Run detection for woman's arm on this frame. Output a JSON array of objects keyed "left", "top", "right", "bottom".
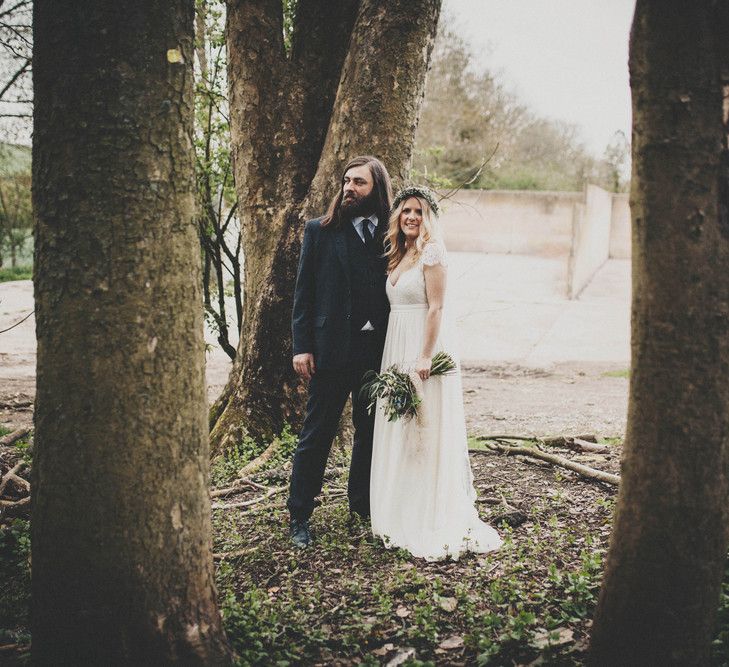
[{"left": 416, "top": 259, "right": 447, "bottom": 380}]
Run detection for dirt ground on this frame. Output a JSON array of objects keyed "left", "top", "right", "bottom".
[
  {"left": 1, "top": 273, "right": 631, "bottom": 664},
  {"left": 1, "top": 360, "right": 628, "bottom": 442},
  {"left": 461, "top": 361, "right": 627, "bottom": 439}
]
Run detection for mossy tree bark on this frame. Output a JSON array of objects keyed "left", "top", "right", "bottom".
[
  {"left": 32, "top": 1, "right": 232, "bottom": 663},
  {"left": 589, "top": 2, "right": 729, "bottom": 664},
  {"left": 211, "top": 0, "right": 442, "bottom": 454}
]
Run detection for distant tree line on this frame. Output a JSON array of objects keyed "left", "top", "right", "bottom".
[
  {"left": 0, "top": 143, "right": 30, "bottom": 268},
  {"left": 0, "top": 0, "right": 32, "bottom": 271},
  {"left": 414, "top": 21, "right": 630, "bottom": 193}
]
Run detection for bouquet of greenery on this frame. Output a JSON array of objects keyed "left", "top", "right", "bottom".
[{"left": 360, "top": 351, "right": 456, "bottom": 422}]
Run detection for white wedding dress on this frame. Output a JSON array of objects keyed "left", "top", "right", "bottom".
[{"left": 370, "top": 243, "right": 502, "bottom": 561}]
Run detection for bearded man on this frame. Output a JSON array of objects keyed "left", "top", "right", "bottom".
[{"left": 288, "top": 155, "right": 393, "bottom": 548}]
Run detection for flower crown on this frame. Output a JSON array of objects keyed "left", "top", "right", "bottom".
[{"left": 391, "top": 185, "right": 440, "bottom": 217}]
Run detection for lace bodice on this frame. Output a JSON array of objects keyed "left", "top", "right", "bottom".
[{"left": 386, "top": 243, "right": 447, "bottom": 306}]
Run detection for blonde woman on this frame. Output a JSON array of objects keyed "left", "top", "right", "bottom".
[{"left": 370, "top": 186, "right": 502, "bottom": 561}]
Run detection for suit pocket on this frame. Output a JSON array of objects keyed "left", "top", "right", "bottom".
[{"left": 315, "top": 315, "right": 327, "bottom": 328}]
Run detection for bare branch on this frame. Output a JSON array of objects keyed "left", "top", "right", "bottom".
[
  {"left": 0, "top": 55, "right": 29, "bottom": 100},
  {"left": 0, "top": 1, "right": 32, "bottom": 21}
]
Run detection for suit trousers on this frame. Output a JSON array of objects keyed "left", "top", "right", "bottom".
[{"left": 287, "top": 330, "right": 383, "bottom": 521}]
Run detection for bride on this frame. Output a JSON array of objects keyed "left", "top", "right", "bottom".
[{"left": 370, "top": 185, "right": 502, "bottom": 561}]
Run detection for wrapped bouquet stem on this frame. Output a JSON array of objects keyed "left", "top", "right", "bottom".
[{"left": 360, "top": 351, "right": 456, "bottom": 422}]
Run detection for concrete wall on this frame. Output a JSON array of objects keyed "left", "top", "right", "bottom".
[
  {"left": 609, "top": 193, "right": 631, "bottom": 259},
  {"left": 567, "top": 185, "right": 613, "bottom": 298},
  {"left": 438, "top": 189, "right": 581, "bottom": 257},
  {"left": 438, "top": 186, "right": 631, "bottom": 298},
  {"left": 439, "top": 188, "right": 630, "bottom": 260}
]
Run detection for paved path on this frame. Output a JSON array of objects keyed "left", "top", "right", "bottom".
[
  {"left": 0, "top": 253, "right": 631, "bottom": 388},
  {"left": 450, "top": 254, "right": 630, "bottom": 366}
]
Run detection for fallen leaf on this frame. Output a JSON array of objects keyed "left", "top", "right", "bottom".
[
  {"left": 439, "top": 635, "right": 464, "bottom": 650},
  {"left": 395, "top": 606, "right": 410, "bottom": 618},
  {"left": 372, "top": 643, "right": 394, "bottom": 656},
  {"left": 386, "top": 647, "right": 416, "bottom": 666},
  {"left": 438, "top": 596, "right": 458, "bottom": 612},
  {"left": 267, "top": 586, "right": 279, "bottom": 594},
  {"left": 532, "top": 627, "right": 574, "bottom": 649}
]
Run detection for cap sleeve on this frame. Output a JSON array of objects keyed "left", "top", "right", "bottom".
[{"left": 421, "top": 242, "right": 447, "bottom": 267}]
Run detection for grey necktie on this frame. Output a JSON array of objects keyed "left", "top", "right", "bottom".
[{"left": 362, "top": 218, "right": 374, "bottom": 252}]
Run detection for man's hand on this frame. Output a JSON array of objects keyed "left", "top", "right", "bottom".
[{"left": 293, "top": 353, "right": 316, "bottom": 381}]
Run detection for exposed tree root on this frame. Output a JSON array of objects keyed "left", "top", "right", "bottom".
[{"left": 238, "top": 439, "right": 284, "bottom": 478}]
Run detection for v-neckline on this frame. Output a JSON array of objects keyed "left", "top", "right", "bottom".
[{"left": 389, "top": 262, "right": 419, "bottom": 288}]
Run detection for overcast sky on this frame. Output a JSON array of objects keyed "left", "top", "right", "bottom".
[{"left": 443, "top": 0, "right": 636, "bottom": 157}]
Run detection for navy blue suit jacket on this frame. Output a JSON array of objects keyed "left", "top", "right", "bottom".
[{"left": 292, "top": 217, "right": 389, "bottom": 370}]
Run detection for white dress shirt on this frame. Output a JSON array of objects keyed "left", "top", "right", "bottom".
[{"left": 352, "top": 214, "right": 378, "bottom": 243}]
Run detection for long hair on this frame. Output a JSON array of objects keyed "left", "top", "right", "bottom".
[
  {"left": 320, "top": 155, "right": 393, "bottom": 228},
  {"left": 384, "top": 195, "right": 443, "bottom": 273}
]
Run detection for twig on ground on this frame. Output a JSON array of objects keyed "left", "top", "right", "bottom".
[
  {"left": 213, "top": 545, "right": 259, "bottom": 560},
  {"left": 0, "top": 400, "right": 33, "bottom": 409},
  {"left": 212, "top": 485, "right": 284, "bottom": 510},
  {"left": 499, "top": 492, "right": 519, "bottom": 512},
  {"left": 0, "top": 460, "right": 27, "bottom": 497},
  {"left": 475, "top": 442, "right": 620, "bottom": 486},
  {"left": 245, "top": 498, "right": 288, "bottom": 515},
  {"left": 0, "top": 309, "right": 34, "bottom": 334},
  {"left": 0, "top": 496, "right": 29, "bottom": 506},
  {"left": 478, "top": 434, "right": 601, "bottom": 448},
  {"left": 476, "top": 496, "right": 501, "bottom": 505},
  {"left": 210, "top": 477, "right": 268, "bottom": 498},
  {"left": 568, "top": 437, "right": 611, "bottom": 454},
  {"left": 475, "top": 434, "right": 610, "bottom": 455},
  {"left": 478, "top": 434, "right": 540, "bottom": 442},
  {"left": 539, "top": 434, "right": 598, "bottom": 447},
  {"left": 0, "top": 427, "right": 31, "bottom": 447}
]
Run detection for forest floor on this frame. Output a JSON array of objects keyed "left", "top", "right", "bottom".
[
  {"left": 0, "top": 336, "right": 634, "bottom": 664},
  {"left": 2, "top": 264, "right": 727, "bottom": 664}
]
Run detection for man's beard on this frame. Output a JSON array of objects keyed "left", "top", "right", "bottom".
[{"left": 340, "top": 190, "right": 377, "bottom": 219}]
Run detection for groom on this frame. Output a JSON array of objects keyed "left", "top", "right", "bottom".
[{"left": 288, "top": 155, "right": 393, "bottom": 548}]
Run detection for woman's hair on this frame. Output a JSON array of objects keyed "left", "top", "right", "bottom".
[
  {"left": 384, "top": 193, "right": 443, "bottom": 273},
  {"left": 320, "top": 155, "right": 393, "bottom": 228}
]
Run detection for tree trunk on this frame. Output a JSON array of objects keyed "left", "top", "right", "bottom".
[
  {"left": 589, "top": 3, "right": 729, "bottom": 664},
  {"left": 31, "top": 2, "right": 232, "bottom": 663},
  {"left": 212, "top": 0, "right": 441, "bottom": 453}
]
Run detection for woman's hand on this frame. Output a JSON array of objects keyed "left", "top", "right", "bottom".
[{"left": 415, "top": 355, "right": 432, "bottom": 381}]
